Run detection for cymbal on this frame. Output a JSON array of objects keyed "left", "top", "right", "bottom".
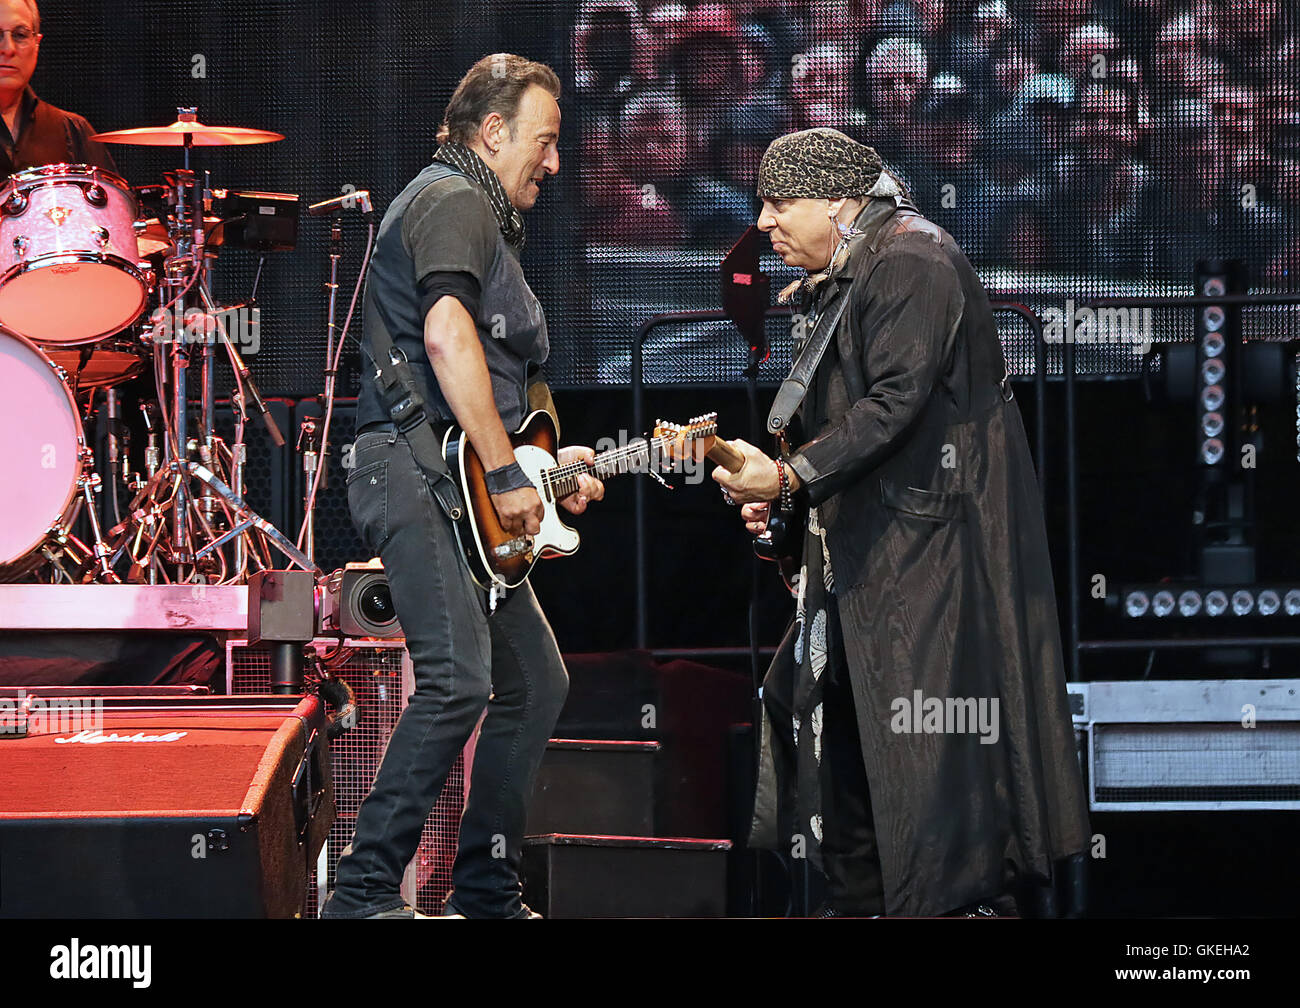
[{"left": 93, "top": 117, "right": 284, "bottom": 147}]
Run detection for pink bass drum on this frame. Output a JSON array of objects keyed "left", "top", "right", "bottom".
[
  {"left": 0, "top": 327, "right": 86, "bottom": 579},
  {"left": 0, "top": 164, "right": 147, "bottom": 345}
]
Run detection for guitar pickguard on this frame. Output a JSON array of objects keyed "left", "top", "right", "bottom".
[{"left": 514, "top": 443, "right": 581, "bottom": 558}]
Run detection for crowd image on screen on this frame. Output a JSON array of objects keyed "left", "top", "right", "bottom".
[{"left": 571, "top": 0, "right": 1299, "bottom": 284}]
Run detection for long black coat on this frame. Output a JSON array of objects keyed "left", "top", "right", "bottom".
[{"left": 752, "top": 198, "right": 1090, "bottom": 916}]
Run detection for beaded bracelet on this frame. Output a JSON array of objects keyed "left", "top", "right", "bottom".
[{"left": 776, "top": 458, "right": 792, "bottom": 514}]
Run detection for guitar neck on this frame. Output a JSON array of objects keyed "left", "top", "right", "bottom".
[
  {"left": 541, "top": 434, "right": 672, "bottom": 500},
  {"left": 706, "top": 438, "right": 746, "bottom": 474}
]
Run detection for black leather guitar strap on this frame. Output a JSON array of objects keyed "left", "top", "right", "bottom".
[
  {"left": 767, "top": 279, "right": 853, "bottom": 435},
  {"left": 363, "top": 325, "right": 465, "bottom": 522}
]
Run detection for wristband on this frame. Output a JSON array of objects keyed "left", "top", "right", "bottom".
[{"left": 485, "top": 461, "right": 533, "bottom": 495}]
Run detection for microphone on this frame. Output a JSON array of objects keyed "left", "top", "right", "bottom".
[{"left": 308, "top": 190, "right": 373, "bottom": 216}]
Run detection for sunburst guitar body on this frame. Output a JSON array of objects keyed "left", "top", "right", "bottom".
[{"left": 442, "top": 410, "right": 719, "bottom": 590}]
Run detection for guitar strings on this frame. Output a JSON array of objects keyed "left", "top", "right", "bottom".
[{"left": 540, "top": 433, "right": 678, "bottom": 497}]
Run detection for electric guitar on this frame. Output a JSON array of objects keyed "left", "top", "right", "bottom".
[{"left": 442, "top": 410, "right": 720, "bottom": 590}]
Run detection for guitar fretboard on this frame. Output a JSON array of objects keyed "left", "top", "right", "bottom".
[{"left": 540, "top": 436, "right": 670, "bottom": 501}]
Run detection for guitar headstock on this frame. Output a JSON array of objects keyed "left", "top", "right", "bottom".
[{"left": 654, "top": 413, "right": 718, "bottom": 464}]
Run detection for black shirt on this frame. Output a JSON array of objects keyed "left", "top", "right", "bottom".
[
  {"left": 0, "top": 87, "right": 118, "bottom": 176},
  {"left": 356, "top": 162, "right": 549, "bottom": 434}
]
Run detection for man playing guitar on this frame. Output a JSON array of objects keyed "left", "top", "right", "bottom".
[
  {"left": 713, "top": 127, "right": 1089, "bottom": 918},
  {"left": 322, "top": 54, "right": 602, "bottom": 920}
]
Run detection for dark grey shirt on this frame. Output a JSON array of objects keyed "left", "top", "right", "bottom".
[{"left": 356, "top": 162, "right": 548, "bottom": 433}]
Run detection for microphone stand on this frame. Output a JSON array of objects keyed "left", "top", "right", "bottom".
[{"left": 297, "top": 216, "right": 344, "bottom": 559}]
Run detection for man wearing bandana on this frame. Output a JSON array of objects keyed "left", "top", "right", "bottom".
[{"left": 714, "top": 128, "right": 1089, "bottom": 917}]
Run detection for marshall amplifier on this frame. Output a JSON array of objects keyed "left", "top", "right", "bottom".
[{"left": 0, "top": 691, "right": 333, "bottom": 918}]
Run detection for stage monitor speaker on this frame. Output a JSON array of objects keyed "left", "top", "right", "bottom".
[
  {"left": 0, "top": 693, "right": 332, "bottom": 918},
  {"left": 228, "top": 637, "right": 471, "bottom": 916}
]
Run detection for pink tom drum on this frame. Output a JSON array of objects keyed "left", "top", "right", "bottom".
[
  {"left": 0, "top": 164, "right": 147, "bottom": 346},
  {"left": 0, "top": 327, "right": 85, "bottom": 580}
]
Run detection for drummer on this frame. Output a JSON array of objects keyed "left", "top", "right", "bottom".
[{"left": 0, "top": 1, "right": 116, "bottom": 174}]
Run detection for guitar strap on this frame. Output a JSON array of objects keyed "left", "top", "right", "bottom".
[
  {"left": 766, "top": 278, "right": 854, "bottom": 435},
  {"left": 767, "top": 200, "right": 921, "bottom": 436},
  {"left": 363, "top": 320, "right": 465, "bottom": 523}
]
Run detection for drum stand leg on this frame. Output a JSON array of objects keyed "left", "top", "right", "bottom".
[
  {"left": 181, "top": 460, "right": 318, "bottom": 575},
  {"left": 76, "top": 469, "right": 119, "bottom": 584},
  {"left": 105, "top": 457, "right": 319, "bottom": 582}
]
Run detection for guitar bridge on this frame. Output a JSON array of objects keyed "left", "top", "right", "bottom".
[{"left": 493, "top": 537, "right": 534, "bottom": 561}]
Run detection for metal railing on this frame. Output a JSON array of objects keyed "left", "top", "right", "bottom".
[{"left": 629, "top": 301, "right": 1048, "bottom": 650}]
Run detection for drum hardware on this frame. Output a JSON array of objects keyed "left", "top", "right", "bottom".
[
  {"left": 80, "top": 109, "right": 304, "bottom": 584},
  {"left": 4, "top": 111, "right": 314, "bottom": 587},
  {"left": 74, "top": 462, "right": 117, "bottom": 583},
  {"left": 103, "top": 387, "right": 126, "bottom": 526}
]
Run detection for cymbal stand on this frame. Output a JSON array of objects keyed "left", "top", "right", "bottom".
[{"left": 104, "top": 121, "right": 316, "bottom": 582}]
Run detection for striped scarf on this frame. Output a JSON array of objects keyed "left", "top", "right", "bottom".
[{"left": 432, "top": 142, "right": 526, "bottom": 250}]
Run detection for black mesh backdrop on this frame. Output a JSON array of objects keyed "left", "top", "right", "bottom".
[
  {"left": 32, "top": 1, "right": 1299, "bottom": 394},
  {"left": 34, "top": 1, "right": 570, "bottom": 397}
]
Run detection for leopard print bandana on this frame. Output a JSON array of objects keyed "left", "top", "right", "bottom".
[{"left": 756, "top": 128, "right": 883, "bottom": 200}]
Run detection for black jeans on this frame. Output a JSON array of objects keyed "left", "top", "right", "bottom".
[{"left": 320, "top": 427, "right": 568, "bottom": 918}]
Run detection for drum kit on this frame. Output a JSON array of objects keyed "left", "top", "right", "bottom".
[{"left": 0, "top": 107, "right": 335, "bottom": 586}]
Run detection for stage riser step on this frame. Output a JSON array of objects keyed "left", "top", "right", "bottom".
[
  {"left": 526, "top": 740, "right": 658, "bottom": 837},
  {"left": 522, "top": 834, "right": 731, "bottom": 918}
]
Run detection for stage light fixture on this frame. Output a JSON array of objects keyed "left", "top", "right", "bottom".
[
  {"left": 1204, "top": 590, "right": 1230, "bottom": 616},
  {"left": 1124, "top": 584, "right": 1300, "bottom": 619}
]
